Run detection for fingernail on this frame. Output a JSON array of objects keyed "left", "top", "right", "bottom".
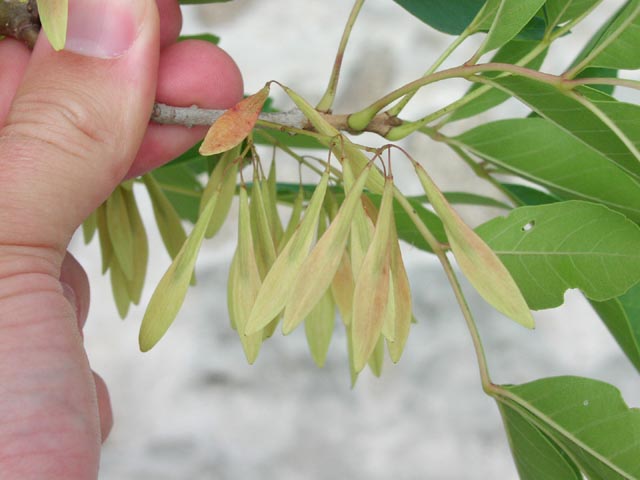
[{"left": 64, "top": 0, "right": 147, "bottom": 59}]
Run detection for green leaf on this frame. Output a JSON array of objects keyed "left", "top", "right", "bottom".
[
  {"left": 476, "top": 201, "right": 640, "bottom": 310},
  {"left": 414, "top": 162, "right": 534, "bottom": 328},
  {"left": 497, "top": 376, "right": 640, "bottom": 479},
  {"left": 484, "top": 76, "right": 640, "bottom": 181},
  {"left": 477, "top": 0, "right": 547, "bottom": 56},
  {"left": 150, "top": 164, "right": 203, "bottom": 223},
  {"left": 575, "top": 67, "right": 618, "bottom": 95},
  {"left": 453, "top": 118, "right": 640, "bottom": 222},
  {"left": 501, "top": 183, "right": 560, "bottom": 206},
  {"left": 36, "top": 0, "right": 68, "bottom": 50},
  {"left": 544, "top": 0, "right": 601, "bottom": 28},
  {"left": 158, "top": 141, "right": 211, "bottom": 171},
  {"left": 392, "top": 0, "right": 486, "bottom": 35},
  {"left": 498, "top": 402, "right": 582, "bottom": 480},
  {"left": 583, "top": 0, "right": 640, "bottom": 70},
  {"left": 590, "top": 282, "right": 640, "bottom": 373},
  {"left": 449, "top": 39, "right": 547, "bottom": 122},
  {"left": 139, "top": 190, "right": 220, "bottom": 352}
]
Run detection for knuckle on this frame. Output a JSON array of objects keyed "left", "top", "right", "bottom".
[{"left": 4, "top": 85, "right": 116, "bottom": 161}]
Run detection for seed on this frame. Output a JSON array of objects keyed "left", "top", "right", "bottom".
[
  {"left": 201, "top": 146, "right": 239, "bottom": 239},
  {"left": 139, "top": 184, "right": 221, "bottom": 352},
  {"left": 244, "top": 169, "right": 330, "bottom": 334},
  {"left": 106, "top": 186, "right": 135, "bottom": 280},
  {"left": 351, "top": 177, "right": 394, "bottom": 372},
  {"left": 282, "top": 162, "right": 372, "bottom": 334},
  {"left": 227, "top": 187, "right": 264, "bottom": 363},
  {"left": 143, "top": 174, "right": 188, "bottom": 261}
]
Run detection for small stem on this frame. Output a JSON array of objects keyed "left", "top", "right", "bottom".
[
  {"left": 316, "top": 0, "right": 366, "bottom": 112},
  {"left": 564, "top": 2, "right": 640, "bottom": 79},
  {"left": 394, "top": 190, "right": 492, "bottom": 389},
  {"left": 564, "top": 77, "right": 640, "bottom": 91},
  {"left": 0, "top": 0, "right": 40, "bottom": 47},
  {"left": 386, "top": 30, "right": 471, "bottom": 117},
  {"left": 348, "top": 63, "right": 564, "bottom": 131},
  {"left": 547, "top": 0, "right": 603, "bottom": 42},
  {"left": 152, "top": 104, "right": 310, "bottom": 128},
  {"left": 256, "top": 130, "right": 342, "bottom": 180},
  {"left": 418, "top": 128, "right": 519, "bottom": 206}
]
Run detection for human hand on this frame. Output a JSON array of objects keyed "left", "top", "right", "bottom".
[{"left": 0, "top": 0, "right": 243, "bottom": 477}]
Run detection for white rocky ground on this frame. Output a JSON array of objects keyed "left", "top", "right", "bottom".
[{"left": 74, "top": 1, "right": 639, "bottom": 478}]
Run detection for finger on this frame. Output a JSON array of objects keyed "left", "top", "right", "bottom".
[
  {"left": 128, "top": 39, "right": 244, "bottom": 177},
  {"left": 0, "top": 0, "right": 160, "bottom": 257},
  {"left": 0, "top": 38, "right": 30, "bottom": 124},
  {"left": 93, "top": 371, "right": 114, "bottom": 442},
  {"left": 59, "top": 252, "right": 90, "bottom": 331},
  {"left": 157, "top": 0, "right": 183, "bottom": 48}
]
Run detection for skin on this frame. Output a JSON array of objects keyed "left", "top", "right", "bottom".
[{"left": 0, "top": 0, "right": 243, "bottom": 478}]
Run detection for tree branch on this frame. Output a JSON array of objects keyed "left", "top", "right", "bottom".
[
  {"left": 151, "top": 103, "right": 402, "bottom": 137},
  {"left": 0, "top": 0, "right": 39, "bottom": 48},
  {"left": 1, "top": 4, "right": 402, "bottom": 138}
]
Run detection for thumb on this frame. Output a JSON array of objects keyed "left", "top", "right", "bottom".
[{"left": 0, "top": 0, "right": 160, "bottom": 255}]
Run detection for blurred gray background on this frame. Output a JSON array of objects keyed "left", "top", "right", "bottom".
[{"left": 72, "top": 1, "right": 639, "bottom": 478}]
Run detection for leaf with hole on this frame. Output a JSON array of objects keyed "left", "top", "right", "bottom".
[{"left": 476, "top": 201, "right": 640, "bottom": 309}]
